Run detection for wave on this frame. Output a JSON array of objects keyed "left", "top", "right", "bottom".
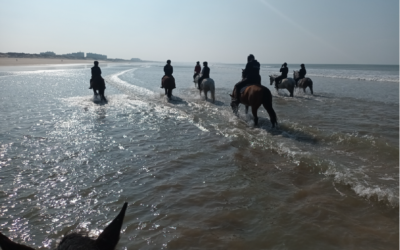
[
  {"left": 307, "top": 73, "right": 399, "bottom": 83},
  {"left": 325, "top": 166, "right": 399, "bottom": 207}
]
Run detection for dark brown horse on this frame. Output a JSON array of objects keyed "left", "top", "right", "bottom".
[
  {"left": 91, "top": 77, "right": 107, "bottom": 101},
  {"left": 161, "top": 76, "right": 176, "bottom": 99},
  {"left": 230, "top": 84, "right": 277, "bottom": 127},
  {"left": 0, "top": 203, "right": 127, "bottom": 250},
  {"left": 293, "top": 70, "right": 313, "bottom": 94}
]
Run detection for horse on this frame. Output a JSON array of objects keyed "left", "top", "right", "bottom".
[
  {"left": 0, "top": 202, "right": 127, "bottom": 250},
  {"left": 293, "top": 70, "right": 314, "bottom": 94},
  {"left": 230, "top": 75, "right": 277, "bottom": 127},
  {"left": 91, "top": 77, "right": 107, "bottom": 101},
  {"left": 268, "top": 75, "right": 295, "bottom": 97},
  {"left": 161, "top": 76, "right": 176, "bottom": 99},
  {"left": 194, "top": 75, "right": 215, "bottom": 103}
]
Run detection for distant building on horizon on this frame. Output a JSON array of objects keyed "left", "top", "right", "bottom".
[
  {"left": 86, "top": 52, "right": 107, "bottom": 60},
  {"left": 40, "top": 51, "right": 56, "bottom": 56},
  {"left": 131, "top": 58, "right": 141, "bottom": 62},
  {"left": 62, "top": 52, "right": 85, "bottom": 58}
]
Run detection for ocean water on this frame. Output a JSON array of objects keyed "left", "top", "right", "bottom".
[{"left": 0, "top": 62, "right": 398, "bottom": 249}]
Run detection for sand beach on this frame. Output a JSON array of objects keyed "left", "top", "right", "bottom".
[{"left": 0, "top": 57, "right": 109, "bottom": 67}]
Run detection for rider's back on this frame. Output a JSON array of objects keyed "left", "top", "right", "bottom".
[
  {"left": 280, "top": 66, "right": 288, "bottom": 78},
  {"left": 91, "top": 66, "right": 101, "bottom": 78}
]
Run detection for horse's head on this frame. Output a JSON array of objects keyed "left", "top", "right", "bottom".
[
  {"left": 0, "top": 203, "right": 128, "bottom": 250},
  {"left": 293, "top": 70, "right": 298, "bottom": 79},
  {"left": 229, "top": 87, "right": 239, "bottom": 111},
  {"left": 268, "top": 75, "right": 274, "bottom": 85}
]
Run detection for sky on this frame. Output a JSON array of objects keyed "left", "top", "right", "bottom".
[{"left": 0, "top": 0, "right": 399, "bottom": 64}]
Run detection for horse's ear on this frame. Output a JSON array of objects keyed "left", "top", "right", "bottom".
[
  {"left": 95, "top": 203, "right": 128, "bottom": 249},
  {"left": 0, "top": 232, "right": 36, "bottom": 250}
]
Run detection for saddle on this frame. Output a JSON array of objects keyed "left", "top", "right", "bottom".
[
  {"left": 297, "top": 78, "right": 306, "bottom": 84},
  {"left": 240, "top": 84, "right": 252, "bottom": 94}
]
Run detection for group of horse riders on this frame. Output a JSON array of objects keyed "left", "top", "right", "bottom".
[
  {"left": 160, "top": 55, "right": 307, "bottom": 103},
  {"left": 89, "top": 56, "right": 308, "bottom": 101}
]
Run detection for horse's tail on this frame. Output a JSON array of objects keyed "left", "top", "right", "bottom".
[
  {"left": 262, "top": 86, "right": 278, "bottom": 127},
  {"left": 309, "top": 79, "right": 314, "bottom": 95},
  {"left": 210, "top": 81, "right": 215, "bottom": 102}
]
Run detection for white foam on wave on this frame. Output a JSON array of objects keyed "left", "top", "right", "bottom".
[
  {"left": 324, "top": 166, "right": 399, "bottom": 207},
  {"left": 107, "top": 69, "right": 156, "bottom": 97},
  {"left": 307, "top": 71, "right": 399, "bottom": 83}
]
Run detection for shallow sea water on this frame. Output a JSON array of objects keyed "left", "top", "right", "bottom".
[{"left": 0, "top": 62, "right": 398, "bottom": 249}]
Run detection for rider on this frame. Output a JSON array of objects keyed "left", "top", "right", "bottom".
[
  {"left": 90, "top": 61, "right": 105, "bottom": 89},
  {"left": 193, "top": 61, "right": 201, "bottom": 80},
  {"left": 296, "top": 63, "right": 307, "bottom": 85},
  {"left": 233, "top": 54, "right": 261, "bottom": 105},
  {"left": 197, "top": 61, "right": 210, "bottom": 90},
  {"left": 161, "top": 60, "right": 174, "bottom": 88},
  {"left": 274, "top": 62, "right": 288, "bottom": 88}
]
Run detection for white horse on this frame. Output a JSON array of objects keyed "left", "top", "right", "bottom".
[
  {"left": 268, "top": 75, "right": 295, "bottom": 97},
  {"left": 194, "top": 75, "right": 215, "bottom": 103}
]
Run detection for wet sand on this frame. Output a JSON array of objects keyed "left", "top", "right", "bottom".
[{"left": 0, "top": 58, "right": 107, "bottom": 66}]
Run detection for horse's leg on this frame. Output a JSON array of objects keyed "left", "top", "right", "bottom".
[
  {"left": 99, "top": 88, "right": 106, "bottom": 101},
  {"left": 289, "top": 87, "right": 294, "bottom": 97},
  {"left": 309, "top": 81, "right": 314, "bottom": 95},
  {"left": 167, "top": 88, "right": 172, "bottom": 99},
  {"left": 205, "top": 89, "right": 208, "bottom": 101},
  {"left": 93, "top": 89, "right": 98, "bottom": 96},
  {"left": 165, "top": 88, "right": 167, "bottom": 95},
  {"left": 251, "top": 105, "right": 260, "bottom": 126},
  {"left": 211, "top": 88, "right": 215, "bottom": 103},
  {"left": 245, "top": 105, "right": 249, "bottom": 114}
]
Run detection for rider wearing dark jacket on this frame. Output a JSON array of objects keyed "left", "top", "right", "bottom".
[
  {"left": 233, "top": 54, "right": 261, "bottom": 104},
  {"left": 193, "top": 61, "right": 201, "bottom": 79},
  {"left": 161, "top": 60, "right": 174, "bottom": 88},
  {"left": 298, "top": 63, "right": 306, "bottom": 78},
  {"left": 274, "top": 62, "right": 288, "bottom": 88},
  {"left": 197, "top": 61, "right": 210, "bottom": 90},
  {"left": 294, "top": 64, "right": 307, "bottom": 86}
]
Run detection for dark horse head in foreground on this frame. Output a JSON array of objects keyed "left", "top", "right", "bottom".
[
  {"left": 0, "top": 202, "right": 128, "bottom": 250},
  {"left": 230, "top": 70, "right": 277, "bottom": 127}
]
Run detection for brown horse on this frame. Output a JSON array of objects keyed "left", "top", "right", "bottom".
[
  {"left": 0, "top": 203, "right": 127, "bottom": 250},
  {"left": 161, "top": 76, "right": 176, "bottom": 99},
  {"left": 293, "top": 70, "right": 313, "bottom": 94},
  {"left": 230, "top": 84, "right": 277, "bottom": 127}
]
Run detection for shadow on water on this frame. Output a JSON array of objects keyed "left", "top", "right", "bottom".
[
  {"left": 255, "top": 117, "right": 318, "bottom": 144},
  {"left": 210, "top": 100, "right": 225, "bottom": 106},
  {"left": 167, "top": 95, "right": 189, "bottom": 105},
  {"left": 92, "top": 95, "right": 108, "bottom": 106}
]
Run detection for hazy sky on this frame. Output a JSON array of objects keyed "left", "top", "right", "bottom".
[{"left": 1, "top": 0, "right": 398, "bottom": 64}]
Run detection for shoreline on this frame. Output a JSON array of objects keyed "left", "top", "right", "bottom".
[{"left": 0, "top": 58, "right": 113, "bottom": 67}]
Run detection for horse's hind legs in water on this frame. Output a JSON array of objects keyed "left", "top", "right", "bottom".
[
  {"left": 251, "top": 105, "right": 260, "bottom": 126},
  {"left": 245, "top": 105, "right": 249, "bottom": 114}
]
